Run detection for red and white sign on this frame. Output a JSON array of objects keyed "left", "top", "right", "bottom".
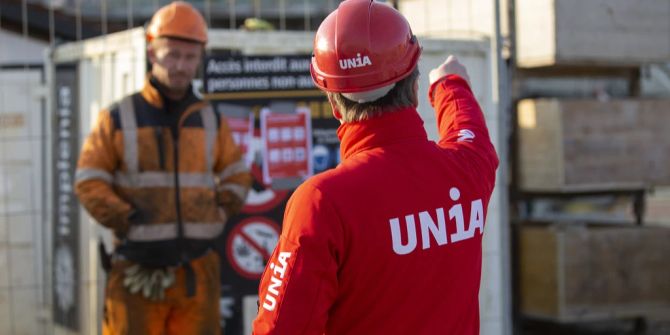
[
  {"left": 241, "top": 129, "right": 290, "bottom": 214},
  {"left": 226, "top": 114, "right": 254, "bottom": 167},
  {"left": 260, "top": 107, "right": 312, "bottom": 185},
  {"left": 226, "top": 217, "right": 281, "bottom": 279},
  {"left": 242, "top": 163, "right": 289, "bottom": 214}
]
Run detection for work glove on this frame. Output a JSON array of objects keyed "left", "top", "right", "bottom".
[
  {"left": 217, "top": 190, "right": 245, "bottom": 218},
  {"left": 113, "top": 208, "right": 143, "bottom": 240},
  {"left": 122, "top": 264, "right": 176, "bottom": 301}
]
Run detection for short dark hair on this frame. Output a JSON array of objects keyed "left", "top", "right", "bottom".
[{"left": 327, "top": 67, "right": 419, "bottom": 122}]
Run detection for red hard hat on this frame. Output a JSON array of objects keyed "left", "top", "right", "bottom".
[
  {"left": 146, "top": 1, "right": 208, "bottom": 44},
  {"left": 310, "top": 0, "right": 421, "bottom": 93}
]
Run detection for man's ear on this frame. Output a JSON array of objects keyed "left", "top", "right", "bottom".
[
  {"left": 147, "top": 42, "right": 157, "bottom": 64},
  {"left": 326, "top": 94, "right": 343, "bottom": 121}
]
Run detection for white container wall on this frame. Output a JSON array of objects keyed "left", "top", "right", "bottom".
[
  {"left": 0, "top": 27, "right": 49, "bottom": 335},
  {"left": 0, "top": 68, "right": 48, "bottom": 335},
  {"left": 0, "top": 29, "right": 47, "bottom": 64},
  {"left": 398, "top": 0, "right": 511, "bottom": 39}
]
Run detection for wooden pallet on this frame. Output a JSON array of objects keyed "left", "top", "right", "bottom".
[
  {"left": 516, "top": 0, "right": 670, "bottom": 68},
  {"left": 519, "top": 224, "right": 670, "bottom": 322},
  {"left": 517, "top": 99, "right": 670, "bottom": 192}
]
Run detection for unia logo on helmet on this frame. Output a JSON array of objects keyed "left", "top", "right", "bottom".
[{"left": 339, "top": 53, "right": 373, "bottom": 70}]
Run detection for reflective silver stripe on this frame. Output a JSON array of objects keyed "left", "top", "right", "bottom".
[
  {"left": 184, "top": 222, "right": 225, "bottom": 239},
  {"left": 114, "top": 171, "right": 215, "bottom": 188},
  {"left": 127, "top": 224, "right": 177, "bottom": 242},
  {"left": 179, "top": 173, "right": 216, "bottom": 188},
  {"left": 127, "top": 222, "right": 225, "bottom": 241},
  {"left": 75, "top": 168, "right": 113, "bottom": 183},
  {"left": 201, "top": 106, "right": 217, "bottom": 171},
  {"left": 218, "top": 160, "right": 249, "bottom": 181},
  {"left": 119, "top": 96, "right": 139, "bottom": 174},
  {"left": 220, "top": 182, "right": 249, "bottom": 201}
]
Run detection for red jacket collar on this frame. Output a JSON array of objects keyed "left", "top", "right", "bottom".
[{"left": 337, "top": 107, "right": 428, "bottom": 160}]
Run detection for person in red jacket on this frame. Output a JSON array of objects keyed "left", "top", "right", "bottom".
[{"left": 253, "top": 0, "right": 498, "bottom": 334}]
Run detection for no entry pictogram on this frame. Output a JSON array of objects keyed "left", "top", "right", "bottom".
[{"left": 226, "top": 217, "right": 281, "bottom": 279}]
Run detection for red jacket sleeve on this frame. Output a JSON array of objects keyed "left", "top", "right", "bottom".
[
  {"left": 252, "top": 183, "right": 343, "bottom": 335},
  {"left": 429, "top": 75, "right": 499, "bottom": 185}
]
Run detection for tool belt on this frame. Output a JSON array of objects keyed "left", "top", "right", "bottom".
[{"left": 115, "top": 240, "right": 211, "bottom": 268}]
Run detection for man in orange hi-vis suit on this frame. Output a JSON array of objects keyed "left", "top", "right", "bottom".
[{"left": 74, "top": 2, "right": 251, "bottom": 334}]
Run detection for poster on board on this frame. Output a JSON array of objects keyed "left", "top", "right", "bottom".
[
  {"left": 260, "top": 107, "right": 312, "bottom": 185},
  {"left": 204, "top": 53, "right": 339, "bottom": 335}
]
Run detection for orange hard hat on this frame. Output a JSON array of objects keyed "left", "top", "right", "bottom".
[
  {"left": 146, "top": 1, "right": 208, "bottom": 44},
  {"left": 310, "top": 0, "right": 421, "bottom": 93}
]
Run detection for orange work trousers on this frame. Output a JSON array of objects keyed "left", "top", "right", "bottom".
[{"left": 103, "top": 251, "right": 222, "bottom": 335}]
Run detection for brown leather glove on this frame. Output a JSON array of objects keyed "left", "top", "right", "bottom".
[{"left": 217, "top": 190, "right": 245, "bottom": 217}]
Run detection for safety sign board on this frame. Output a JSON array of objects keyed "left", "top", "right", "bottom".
[
  {"left": 260, "top": 107, "right": 312, "bottom": 185},
  {"left": 204, "top": 53, "right": 332, "bottom": 335},
  {"left": 227, "top": 114, "right": 254, "bottom": 167},
  {"left": 226, "top": 217, "right": 281, "bottom": 279},
  {"left": 242, "top": 163, "right": 289, "bottom": 214}
]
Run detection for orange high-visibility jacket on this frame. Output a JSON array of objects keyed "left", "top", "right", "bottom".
[{"left": 75, "top": 77, "right": 252, "bottom": 266}]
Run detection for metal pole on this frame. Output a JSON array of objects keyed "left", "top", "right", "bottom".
[
  {"left": 279, "top": 0, "right": 286, "bottom": 31},
  {"left": 229, "top": 0, "right": 236, "bottom": 29},
  {"left": 102, "top": 0, "right": 108, "bottom": 35},
  {"left": 49, "top": 0, "right": 56, "bottom": 45},
  {"left": 205, "top": 0, "right": 212, "bottom": 28},
  {"left": 21, "top": 0, "right": 28, "bottom": 40},
  {"left": 303, "top": 0, "right": 310, "bottom": 31},
  {"left": 127, "top": 0, "right": 134, "bottom": 30},
  {"left": 254, "top": 0, "right": 260, "bottom": 18},
  {"left": 491, "top": 0, "right": 512, "bottom": 334},
  {"left": 76, "top": 0, "right": 82, "bottom": 40}
]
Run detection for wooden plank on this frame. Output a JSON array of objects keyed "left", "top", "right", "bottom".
[
  {"left": 517, "top": 98, "right": 670, "bottom": 192},
  {"left": 646, "top": 187, "right": 670, "bottom": 227},
  {"left": 517, "top": 99, "right": 563, "bottom": 191},
  {"left": 519, "top": 225, "right": 670, "bottom": 322},
  {"left": 520, "top": 227, "right": 559, "bottom": 317},
  {"left": 516, "top": 0, "right": 670, "bottom": 67},
  {"left": 521, "top": 195, "right": 637, "bottom": 225}
]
